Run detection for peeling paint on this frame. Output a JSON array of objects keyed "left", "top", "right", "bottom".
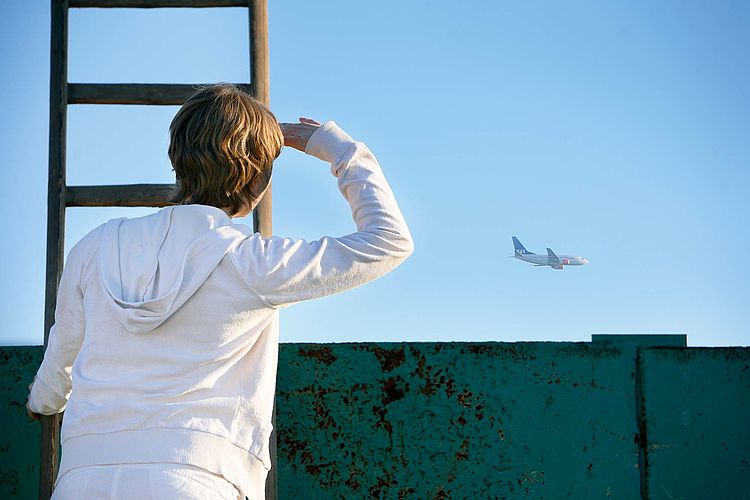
[
  {"left": 297, "top": 346, "right": 337, "bottom": 365},
  {"left": 275, "top": 341, "right": 646, "bottom": 498},
  {"left": 369, "top": 345, "right": 406, "bottom": 373}
]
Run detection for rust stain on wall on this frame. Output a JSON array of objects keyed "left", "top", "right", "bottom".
[
  {"left": 369, "top": 345, "right": 406, "bottom": 372},
  {"left": 297, "top": 346, "right": 337, "bottom": 365}
]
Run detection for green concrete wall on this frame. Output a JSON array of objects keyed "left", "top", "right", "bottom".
[
  {"left": 0, "top": 347, "right": 43, "bottom": 499},
  {"left": 641, "top": 347, "right": 750, "bottom": 499},
  {"left": 2, "top": 339, "right": 748, "bottom": 499}
]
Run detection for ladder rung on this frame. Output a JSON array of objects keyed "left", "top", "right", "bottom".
[
  {"left": 66, "top": 184, "right": 179, "bottom": 207},
  {"left": 70, "top": 0, "right": 248, "bottom": 8},
  {"left": 68, "top": 83, "right": 253, "bottom": 105}
]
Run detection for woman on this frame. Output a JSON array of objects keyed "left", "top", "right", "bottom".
[{"left": 26, "top": 83, "right": 414, "bottom": 499}]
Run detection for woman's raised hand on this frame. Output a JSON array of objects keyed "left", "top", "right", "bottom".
[{"left": 279, "top": 117, "right": 322, "bottom": 152}]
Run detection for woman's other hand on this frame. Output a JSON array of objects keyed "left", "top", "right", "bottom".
[
  {"left": 26, "top": 401, "right": 41, "bottom": 421},
  {"left": 26, "top": 381, "right": 41, "bottom": 421},
  {"left": 279, "top": 117, "right": 321, "bottom": 152}
]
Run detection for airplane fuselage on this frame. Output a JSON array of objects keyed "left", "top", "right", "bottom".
[{"left": 515, "top": 253, "right": 587, "bottom": 267}]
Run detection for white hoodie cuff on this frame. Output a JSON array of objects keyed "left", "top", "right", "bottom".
[
  {"left": 28, "top": 374, "right": 66, "bottom": 415},
  {"left": 304, "top": 120, "right": 356, "bottom": 169}
]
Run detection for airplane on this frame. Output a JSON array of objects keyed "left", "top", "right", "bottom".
[{"left": 512, "top": 236, "right": 588, "bottom": 270}]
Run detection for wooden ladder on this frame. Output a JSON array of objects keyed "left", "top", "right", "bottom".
[{"left": 44, "top": 1, "right": 275, "bottom": 498}]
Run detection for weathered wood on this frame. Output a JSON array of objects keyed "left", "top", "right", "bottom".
[
  {"left": 68, "top": 83, "right": 253, "bottom": 105},
  {"left": 249, "top": 0, "right": 269, "bottom": 111},
  {"left": 248, "top": 1, "right": 277, "bottom": 498},
  {"left": 70, "top": 0, "right": 247, "bottom": 8},
  {"left": 39, "top": 415, "right": 61, "bottom": 500},
  {"left": 41, "top": 0, "right": 69, "bottom": 498},
  {"left": 66, "top": 184, "right": 179, "bottom": 207},
  {"left": 268, "top": 398, "right": 278, "bottom": 499},
  {"left": 250, "top": 0, "right": 271, "bottom": 237}
]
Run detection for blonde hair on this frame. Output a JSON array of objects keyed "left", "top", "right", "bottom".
[{"left": 168, "top": 83, "right": 284, "bottom": 217}]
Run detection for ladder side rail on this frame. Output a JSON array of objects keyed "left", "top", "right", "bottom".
[
  {"left": 250, "top": 0, "right": 271, "bottom": 236},
  {"left": 249, "top": 1, "right": 277, "bottom": 498},
  {"left": 41, "top": 0, "right": 69, "bottom": 497}
]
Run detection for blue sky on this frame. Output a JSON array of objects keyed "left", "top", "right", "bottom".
[{"left": 1, "top": 1, "right": 748, "bottom": 347}]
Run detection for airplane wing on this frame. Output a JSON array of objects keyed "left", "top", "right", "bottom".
[
  {"left": 546, "top": 248, "right": 565, "bottom": 269},
  {"left": 546, "top": 247, "right": 560, "bottom": 263}
]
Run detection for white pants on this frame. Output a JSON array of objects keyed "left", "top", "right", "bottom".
[{"left": 51, "top": 463, "right": 243, "bottom": 500}]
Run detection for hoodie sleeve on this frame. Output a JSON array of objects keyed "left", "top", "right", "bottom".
[
  {"left": 27, "top": 236, "right": 89, "bottom": 415},
  {"left": 230, "top": 120, "right": 415, "bottom": 309}
]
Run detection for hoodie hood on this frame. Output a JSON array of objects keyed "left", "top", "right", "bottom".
[{"left": 98, "top": 204, "right": 250, "bottom": 335}]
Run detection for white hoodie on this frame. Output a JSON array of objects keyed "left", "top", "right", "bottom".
[{"left": 27, "top": 121, "right": 414, "bottom": 499}]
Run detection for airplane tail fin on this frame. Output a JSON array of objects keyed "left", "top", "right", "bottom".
[{"left": 512, "top": 236, "right": 531, "bottom": 255}]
